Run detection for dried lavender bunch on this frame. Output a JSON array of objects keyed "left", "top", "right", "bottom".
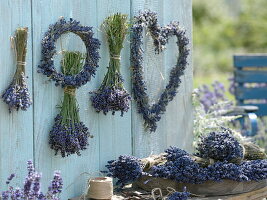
[
  {"left": 2, "top": 27, "right": 32, "bottom": 112},
  {"left": 91, "top": 13, "right": 131, "bottom": 116},
  {"left": 49, "top": 52, "right": 92, "bottom": 157},
  {"left": 196, "top": 129, "right": 244, "bottom": 162},
  {"left": 106, "top": 155, "right": 144, "bottom": 188},
  {"left": 1, "top": 160, "right": 63, "bottom": 200}
]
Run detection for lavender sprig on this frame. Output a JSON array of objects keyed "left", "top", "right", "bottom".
[
  {"left": 49, "top": 52, "right": 92, "bottom": 157},
  {"left": 90, "top": 13, "right": 131, "bottom": 116},
  {"left": 2, "top": 27, "right": 32, "bottom": 112},
  {"left": 1, "top": 160, "right": 63, "bottom": 200}
]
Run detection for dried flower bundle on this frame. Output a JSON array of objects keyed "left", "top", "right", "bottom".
[
  {"left": 91, "top": 13, "right": 131, "bottom": 116},
  {"left": 1, "top": 160, "right": 63, "bottom": 200},
  {"left": 49, "top": 51, "right": 92, "bottom": 157},
  {"left": 2, "top": 27, "right": 32, "bottom": 112}
]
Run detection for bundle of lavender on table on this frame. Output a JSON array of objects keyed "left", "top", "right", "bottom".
[
  {"left": 2, "top": 27, "right": 32, "bottom": 112},
  {"left": 106, "top": 130, "right": 267, "bottom": 188},
  {"left": 91, "top": 13, "right": 131, "bottom": 116},
  {"left": 49, "top": 51, "right": 92, "bottom": 157},
  {"left": 1, "top": 160, "right": 63, "bottom": 200}
]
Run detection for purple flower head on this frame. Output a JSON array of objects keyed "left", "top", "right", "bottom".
[
  {"left": 48, "top": 171, "right": 63, "bottom": 195},
  {"left": 106, "top": 155, "right": 143, "bottom": 188},
  {"left": 49, "top": 114, "right": 91, "bottom": 157},
  {"left": 91, "top": 86, "right": 131, "bottom": 116},
  {"left": 196, "top": 129, "right": 244, "bottom": 162},
  {"left": 6, "top": 174, "right": 15, "bottom": 185},
  {"left": 168, "top": 187, "right": 190, "bottom": 200},
  {"left": 2, "top": 74, "right": 32, "bottom": 112}
]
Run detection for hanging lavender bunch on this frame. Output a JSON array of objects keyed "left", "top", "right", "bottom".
[
  {"left": 2, "top": 27, "right": 32, "bottom": 112},
  {"left": 1, "top": 160, "right": 63, "bottom": 200},
  {"left": 49, "top": 52, "right": 93, "bottom": 157},
  {"left": 90, "top": 13, "right": 131, "bottom": 116}
]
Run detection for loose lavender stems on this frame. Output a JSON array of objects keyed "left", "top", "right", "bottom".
[
  {"left": 1, "top": 160, "right": 63, "bottom": 200},
  {"left": 90, "top": 13, "right": 131, "bottom": 116},
  {"left": 49, "top": 51, "right": 93, "bottom": 157},
  {"left": 2, "top": 27, "right": 32, "bottom": 112}
]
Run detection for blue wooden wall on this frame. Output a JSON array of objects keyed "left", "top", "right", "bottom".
[{"left": 0, "top": 0, "right": 193, "bottom": 199}]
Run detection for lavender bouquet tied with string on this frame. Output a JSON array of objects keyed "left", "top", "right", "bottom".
[
  {"left": 90, "top": 13, "right": 131, "bottom": 116},
  {"left": 49, "top": 51, "right": 93, "bottom": 157},
  {"left": 2, "top": 27, "right": 32, "bottom": 112},
  {"left": 1, "top": 160, "right": 63, "bottom": 200}
]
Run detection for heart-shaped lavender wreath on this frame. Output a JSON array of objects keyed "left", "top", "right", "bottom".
[{"left": 131, "top": 10, "right": 190, "bottom": 132}]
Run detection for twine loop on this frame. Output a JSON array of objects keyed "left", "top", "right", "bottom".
[
  {"left": 17, "top": 61, "right": 27, "bottom": 66},
  {"left": 64, "top": 87, "right": 76, "bottom": 96},
  {"left": 110, "top": 54, "right": 121, "bottom": 60}
]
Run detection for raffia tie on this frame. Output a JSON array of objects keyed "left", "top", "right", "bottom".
[
  {"left": 110, "top": 54, "right": 121, "bottom": 60},
  {"left": 17, "top": 61, "right": 26, "bottom": 66},
  {"left": 64, "top": 87, "right": 76, "bottom": 96}
]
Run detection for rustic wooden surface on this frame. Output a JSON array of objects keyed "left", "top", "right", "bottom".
[
  {"left": 0, "top": 0, "right": 193, "bottom": 199},
  {"left": 70, "top": 186, "right": 267, "bottom": 200}
]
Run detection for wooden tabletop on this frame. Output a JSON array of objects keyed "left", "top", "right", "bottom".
[{"left": 69, "top": 186, "right": 267, "bottom": 200}]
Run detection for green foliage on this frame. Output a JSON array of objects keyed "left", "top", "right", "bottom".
[{"left": 193, "top": 0, "right": 267, "bottom": 74}]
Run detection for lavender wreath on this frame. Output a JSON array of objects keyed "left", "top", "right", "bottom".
[
  {"left": 131, "top": 10, "right": 190, "bottom": 132},
  {"left": 38, "top": 17, "right": 101, "bottom": 88}
]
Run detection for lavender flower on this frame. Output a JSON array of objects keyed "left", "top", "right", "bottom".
[
  {"left": 90, "top": 86, "right": 131, "bottom": 116},
  {"left": 164, "top": 146, "right": 188, "bottom": 161},
  {"left": 1, "top": 160, "right": 63, "bottom": 200},
  {"left": 196, "top": 129, "right": 244, "bottom": 162},
  {"left": 168, "top": 188, "right": 190, "bottom": 200},
  {"left": 6, "top": 174, "right": 15, "bottom": 185},
  {"left": 106, "top": 155, "right": 143, "bottom": 188},
  {"left": 49, "top": 114, "right": 91, "bottom": 157},
  {"left": 131, "top": 10, "right": 189, "bottom": 132},
  {"left": 198, "top": 81, "right": 231, "bottom": 113},
  {"left": 151, "top": 155, "right": 208, "bottom": 184},
  {"left": 47, "top": 171, "right": 63, "bottom": 198}
]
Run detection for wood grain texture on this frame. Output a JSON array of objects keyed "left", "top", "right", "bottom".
[
  {"left": 0, "top": 0, "right": 193, "bottom": 198},
  {"left": 0, "top": 0, "right": 34, "bottom": 188}
]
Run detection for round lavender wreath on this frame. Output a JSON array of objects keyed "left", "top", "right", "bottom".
[
  {"left": 38, "top": 17, "right": 100, "bottom": 88},
  {"left": 131, "top": 10, "right": 190, "bottom": 132}
]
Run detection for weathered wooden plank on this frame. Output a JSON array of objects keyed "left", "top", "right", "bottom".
[
  {"left": 235, "top": 70, "right": 267, "bottom": 83},
  {"left": 131, "top": 0, "right": 193, "bottom": 158},
  {"left": 0, "top": 0, "right": 33, "bottom": 188},
  {"left": 164, "top": 0, "right": 194, "bottom": 153},
  {"left": 234, "top": 54, "right": 267, "bottom": 67},
  {"left": 235, "top": 87, "right": 267, "bottom": 100},
  {"left": 131, "top": 0, "right": 166, "bottom": 158},
  {"left": 31, "top": 1, "right": 100, "bottom": 199},
  {"left": 96, "top": 0, "right": 132, "bottom": 170}
]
